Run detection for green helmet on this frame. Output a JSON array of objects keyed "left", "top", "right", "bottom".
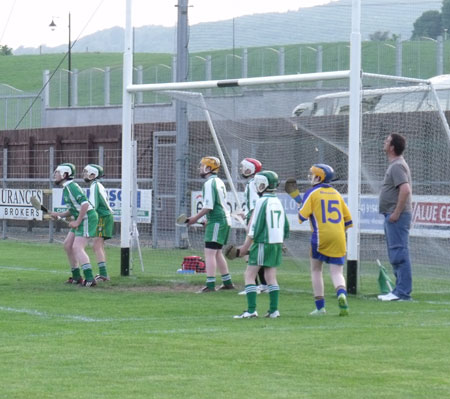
[
  {"left": 254, "top": 170, "right": 279, "bottom": 193},
  {"left": 84, "top": 164, "right": 104, "bottom": 179},
  {"left": 55, "top": 163, "right": 76, "bottom": 179}
]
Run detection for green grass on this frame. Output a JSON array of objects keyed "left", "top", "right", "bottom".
[
  {"left": 1, "top": 240, "right": 449, "bottom": 398},
  {"left": 1, "top": 40, "right": 450, "bottom": 94}
]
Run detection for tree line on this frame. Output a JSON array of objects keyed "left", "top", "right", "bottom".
[{"left": 411, "top": 0, "right": 450, "bottom": 40}]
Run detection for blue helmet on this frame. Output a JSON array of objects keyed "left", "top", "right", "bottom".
[{"left": 309, "top": 164, "right": 335, "bottom": 184}]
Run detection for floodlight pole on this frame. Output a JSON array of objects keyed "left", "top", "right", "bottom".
[
  {"left": 68, "top": 12, "right": 72, "bottom": 107},
  {"left": 49, "top": 14, "right": 72, "bottom": 106},
  {"left": 174, "top": 0, "right": 190, "bottom": 248},
  {"left": 347, "top": 0, "right": 362, "bottom": 294},
  {"left": 121, "top": 0, "right": 134, "bottom": 275}
]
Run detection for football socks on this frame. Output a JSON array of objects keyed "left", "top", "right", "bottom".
[
  {"left": 245, "top": 284, "right": 258, "bottom": 313},
  {"left": 98, "top": 261, "right": 108, "bottom": 278},
  {"left": 268, "top": 285, "right": 280, "bottom": 313}
]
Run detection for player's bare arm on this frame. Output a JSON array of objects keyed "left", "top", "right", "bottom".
[
  {"left": 238, "top": 235, "right": 253, "bottom": 257},
  {"left": 50, "top": 210, "right": 71, "bottom": 219},
  {"left": 187, "top": 208, "right": 210, "bottom": 226},
  {"left": 69, "top": 202, "right": 89, "bottom": 229}
]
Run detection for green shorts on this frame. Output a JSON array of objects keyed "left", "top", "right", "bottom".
[
  {"left": 204, "top": 220, "right": 230, "bottom": 245},
  {"left": 248, "top": 242, "right": 283, "bottom": 267},
  {"left": 71, "top": 209, "right": 98, "bottom": 238},
  {"left": 96, "top": 214, "right": 114, "bottom": 239}
]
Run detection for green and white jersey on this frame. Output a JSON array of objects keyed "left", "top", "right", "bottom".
[
  {"left": 89, "top": 180, "right": 113, "bottom": 217},
  {"left": 62, "top": 180, "right": 94, "bottom": 219},
  {"left": 244, "top": 177, "right": 259, "bottom": 222},
  {"left": 248, "top": 193, "right": 290, "bottom": 244},
  {"left": 202, "top": 175, "right": 231, "bottom": 225}
]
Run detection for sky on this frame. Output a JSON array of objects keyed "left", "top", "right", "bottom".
[{"left": 0, "top": 0, "right": 335, "bottom": 50}]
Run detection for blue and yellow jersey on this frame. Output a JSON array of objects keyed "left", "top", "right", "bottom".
[{"left": 298, "top": 183, "right": 353, "bottom": 258}]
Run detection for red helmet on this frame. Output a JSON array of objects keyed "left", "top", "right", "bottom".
[{"left": 240, "top": 158, "right": 262, "bottom": 177}]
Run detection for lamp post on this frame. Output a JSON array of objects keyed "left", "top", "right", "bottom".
[{"left": 49, "top": 13, "right": 72, "bottom": 107}]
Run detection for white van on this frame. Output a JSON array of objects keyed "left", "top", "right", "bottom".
[{"left": 292, "top": 75, "right": 450, "bottom": 117}]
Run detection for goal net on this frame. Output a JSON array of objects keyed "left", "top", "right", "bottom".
[{"left": 131, "top": 72, "right": 450, "bottom": 295}]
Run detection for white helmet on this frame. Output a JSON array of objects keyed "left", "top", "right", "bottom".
[
  {"left": 240, "top": 158, "right": 262, "bottom": 178},
  {"left": 55, "top": 163, "right": 76, "bottom": 179},
  {"left": 254, "top": 171, "right": 279, "bottom": 193},
  {"left": 83, "top": 164, "right": 104, "bottom": 179}
]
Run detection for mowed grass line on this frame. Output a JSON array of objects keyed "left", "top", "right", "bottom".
[{"left": 0, "top": 241, "right": 449, "bottom": 398}]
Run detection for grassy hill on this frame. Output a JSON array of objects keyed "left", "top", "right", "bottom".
[
  {"left": 0, "top": 53, "right": 172, "bottom": 93},
  {"left": 0, "top": 40, "right": 444, "bottom": 94}
]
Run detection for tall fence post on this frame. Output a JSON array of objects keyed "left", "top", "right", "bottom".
[
  {"left": 242, "top": 49, "right": 248, "bottom": 79},
  {"left": 43, "top": 70, "right": 50, "bottom": 109},
  {"left": 98, "top": 146, "right": 104, "bottom": 166},
  {"left": 104, "top": 67, "right": 111, "bottom": 106},
  {"left": 279, "top": 47, "right": 285, "bottom": 76},
  {"left": 395, "top": 36, "right": 403, "bottom": 76},
  {"left": 317, "top": 45, "right": 323, "bottom": 87},
  {"left": 437, "top": 35, "right": 444, "bottom": 76},
  {"left": 298, "top": 46, "right": 302, "bottom": 74},
  {"left": 171, "top": 55, "right": 177, "bottom": 82},
  {"left": 72, "top": 69, "right": 78, "bottom": 106},
  {"left": 206, "top": 55, "right": 212, "bottom": 96},
  {"left": 136, "top": 65, "right": 143, "bottom": 104}
]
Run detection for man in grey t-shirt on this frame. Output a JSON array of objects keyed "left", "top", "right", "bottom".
[{"left": 378, "top": 133, "right": 413, "bottom": 301}]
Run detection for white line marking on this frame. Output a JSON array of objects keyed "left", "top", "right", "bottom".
[{"left": 0, "top": 265, "right": 66, "bottom": 274}]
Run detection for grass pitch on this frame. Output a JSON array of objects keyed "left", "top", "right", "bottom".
[{"left": 0, "top": 241, "right": 449, "bottom": 398}]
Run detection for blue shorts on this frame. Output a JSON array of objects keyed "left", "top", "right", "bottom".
[{"left": 311, "top": 242, "right": 345, "bottom": 265}]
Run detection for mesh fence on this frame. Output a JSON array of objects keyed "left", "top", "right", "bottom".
[
  {"left": 129, "top": 73, "right": 450, "bottom": 294},
  {"left": 3, "top": 73, "right": 450, "bottom": 293}
]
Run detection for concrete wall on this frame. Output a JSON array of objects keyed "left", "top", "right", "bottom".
[{"left": 43, "top": 88, "right": 335, "bottom": 128}]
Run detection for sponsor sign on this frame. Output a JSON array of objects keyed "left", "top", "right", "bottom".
[
  {"left": 0, "top": 189, "right": 44, "bottom": 220},
  {"left": 346, "top": 194, "right": 450, "bottom": 237},
  {"left": 191, "top": 191, "right": 245, "bottom": 227},
  {"left": 410, "top": 195, "right": 450, "bottom": 237},
  {"left": 52, "top": 188, "right": 152, "bottom": 223},
  {"left": 192, "top": 191, "right": 450, "bottom": 237}
]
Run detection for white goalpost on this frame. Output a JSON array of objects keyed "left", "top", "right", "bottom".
[
  {"left": 120, "top": 0, "right": 134, "bottom": 275},
  {"left": 124, "top": 70, "right": 450, "bottom": 293},
  {"left": 121, "top": 0, "right": 450, "bottom": 295}
]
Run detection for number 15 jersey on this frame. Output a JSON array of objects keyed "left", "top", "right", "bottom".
[{"left": 298, "top": 184, "right": 353, "bottom": 258}]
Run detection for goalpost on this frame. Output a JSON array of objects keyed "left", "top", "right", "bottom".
[
  {"left": 122, "top": 67, "right": 450, "bottom": 294},
  {"left": 121, "top": 0, "right": 364, "bottom": 284},
  {"left": 121, "top": 0, "right": 450, "bottom": 295}
]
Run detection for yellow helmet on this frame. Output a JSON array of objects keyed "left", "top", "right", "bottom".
[
  {"left": 200, "top": 156, "right": 220, "bottom": 174},
  {"left": 309, "top": 164, "right": 335, "bottom": 185}
]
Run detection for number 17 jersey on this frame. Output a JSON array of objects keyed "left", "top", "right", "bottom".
[
  {"left": 298, "top": 184, "right": 353, "bottom": 258},
  {"left": 249, "top": 193, "right": 289, "bottom": 244}
]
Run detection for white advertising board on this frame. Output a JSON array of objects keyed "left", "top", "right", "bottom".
[
  {"left": 52, "top": 188, "right": 152, "bottom": 223},
  {"left": 192, "top": 191, "right": 450, "bottom": 238},
  {"left": 0, "top": 189, "right": 44, "bottom": 220}
]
